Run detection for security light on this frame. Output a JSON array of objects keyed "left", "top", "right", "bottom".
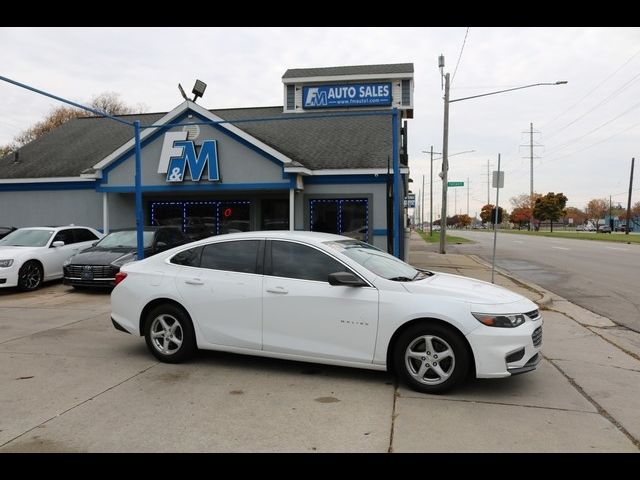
[
  {"left": 192, "top": 80, "right": 207, "bottom": 102},
  {"left": 178, "top": 83, "right": 189, "bottom": 101}
]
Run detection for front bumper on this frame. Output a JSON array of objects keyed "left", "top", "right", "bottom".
[
  {"left": 63, "top": 264, "right": 118, "bottom": 288},
  {"left": 466, "top": 317, "right": 543, "bottom": 378},
  {"left": 0, "top": 264, "right": 19, "bottom": 288}
]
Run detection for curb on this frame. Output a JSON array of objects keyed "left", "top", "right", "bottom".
[{"left": 467, "top": 254, "right": 553, "bottom": 307}]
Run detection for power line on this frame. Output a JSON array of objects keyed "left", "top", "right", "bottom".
[
  {"left": 544, "top": 117, "right": 640, "bottom": 162},
  {"left": 545, "top": 98, "right": 640, "bottom": 157},
  {"left": 451, "top": 27, "right": 470, "bottom": 86},
  {"left": 545, "top": 69, "right": 640, "bottom": 141},
  {"left": 541, "top": 46, "right": 640, "bottom": 129}
]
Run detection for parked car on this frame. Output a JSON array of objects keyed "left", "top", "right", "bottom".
[
  {"left": 63, "top": 227, "right": 188, "bottom": 288},
  {"left": 0, "top": 226, "right": 17, "bottom": 240},
  {"left": 0, "top": 226, "right": 102, "bottom": 291},
  {"left": 597, "top": 225, "right": 612, "bottom": 233},
  {"left": 111, "top": 231, "right": 542, "bottom": 394},
  {"left": 614, "top": 225, "right": 629, "bottom": 232}
]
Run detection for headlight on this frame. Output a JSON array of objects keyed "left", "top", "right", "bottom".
[
  {"left": 0, "top": 259, "right": 14, "bottom": 268},
  {"left": 472, "top": 312, "right": 526, "bottom": 328}
]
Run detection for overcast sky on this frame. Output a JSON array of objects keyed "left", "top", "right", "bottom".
[{"left": 1, "top": 27, "right": 639, "bottom": 217}]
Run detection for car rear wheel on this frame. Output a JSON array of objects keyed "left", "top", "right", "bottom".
[
  {"left": 18, "top": 261, "right": 43, "bottom": 291},
  {"left": 144, "top": 304, "right": 196, "bottom": 363},
  {"left": 393, "top": 323, "right": 469, "bottom": 394}
]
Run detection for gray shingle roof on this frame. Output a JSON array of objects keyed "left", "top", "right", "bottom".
[
  {"left": 0, "top": 106, "right": 393, "bottom": 179},
  {"left": 282, "top": 63, "right": 414, "bottom": 79}
]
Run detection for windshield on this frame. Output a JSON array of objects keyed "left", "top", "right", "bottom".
[
  {"left": 96, "top": 231, "right": 155, "bottom": 249},
  {"left": 0, "top": 229, "right": 54, "bottom": 247},
  {"left": 324, "top": 239, "right": 430, "bottom": 281}
]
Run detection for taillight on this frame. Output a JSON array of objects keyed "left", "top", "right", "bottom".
[{"left": 114, "top": 271, "right": 128, "bottom": 286}]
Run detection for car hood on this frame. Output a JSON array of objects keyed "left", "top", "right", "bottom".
[
  {"left": 67, "top": 248, "right": 140, "bottom": 265},
  {"left": 401, "top": 271, "right": 528, "bottom": 305},
  {"left": 0, "top": 246, "right": 41, "bottom": 257}
]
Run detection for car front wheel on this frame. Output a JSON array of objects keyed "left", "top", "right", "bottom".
[
  {"left": 144, "top": 304, "right": 196, "bottom": 363},
  {"left": 18, "top": 261, "right": 43, "bottom": 291},
  {"left": 393, "top": 323, "right": 469, "bottom": 394}
]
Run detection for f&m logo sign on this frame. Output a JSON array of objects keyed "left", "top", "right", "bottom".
[{"left": 157, "top": 131, "right": 220, "bottom": 182}]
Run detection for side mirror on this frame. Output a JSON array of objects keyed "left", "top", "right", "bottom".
[
  {"left": 156, "top": 241, "right": 168, "bottom": 251},
  {"left": 51, "top": 241, "right": 65, "bottom": 248},
  {"left": 328, "top": 271, "right": 367, "bottom": 287}
]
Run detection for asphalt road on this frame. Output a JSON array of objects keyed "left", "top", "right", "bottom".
[{"left": 445, "top": 230, "right": 640, "bottom": 332}]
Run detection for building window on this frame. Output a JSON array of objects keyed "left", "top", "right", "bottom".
[
  {"left": 150, "top": 200, "right": 251, "bottom": 241},
  {"left": 262, "top": 199, "right": 289, "bottom": 230},
  {"left": 309, "top": 198, "right": 368, "bottom": 242},
  {"left": 286, "top": 85, "right": 295, "bottom": 110},
  {"left": 401, "top": 80, "right": 411, "bottom": 106}
]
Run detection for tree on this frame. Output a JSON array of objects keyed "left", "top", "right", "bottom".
[
  {"left": 585, "top": 198, "right": 608, "bottom": 230},
  {"left": 510, "top": 192, "right": 541, "bottom": 230},
  {"left": 480, "top": 204, "right": 505, "bottom": 225},
  {"left": 480, "top": 204, "right": 494, "bottom": 224},
  {"left": 564, "top": 206, "right": 587, "bottom": 227},
  {"left": 510, "top": 207, "right": 530, "bottom": 229},
  {"left": 457, "top": 214, "right": 472, "bottom": 228},
  {"left": 1, "top": 92, "right": 144, "bottom": 154},
  {"left": 533, "top": 192, "right": 568, "bottom": 232}
]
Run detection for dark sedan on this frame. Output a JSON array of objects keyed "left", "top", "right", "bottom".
[
  {"left": 63, "top": 227, "right": 188, "bottom": 288},
  {"left": 0, "top": 227, "right": 17, "bottom": 239}
]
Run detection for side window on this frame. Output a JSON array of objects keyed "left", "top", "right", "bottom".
[
  {"left": 168, "top": 228, "right": 186, "bottom": 246},
  {"left": 52, "top": 229, "right": 73, "bottom": 245},
  {"left": 170, "top": 246, "right": 203, "bottom": 267},
  {"left": 269, "top": 241, "right": 348, "bottom": 282},
  {"left": 73, "top": 228, "right": 99, "bottom": 243},
  {"left": 200, "top": 240, "right": 260, "bottom": 274}
]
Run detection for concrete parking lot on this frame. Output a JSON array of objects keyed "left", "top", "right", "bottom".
[{"left": 1, "top": 238, "right": 639, "bottom": 452}]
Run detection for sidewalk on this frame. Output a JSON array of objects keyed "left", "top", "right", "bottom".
[{"left": 395, "top": 231, "right": 640, "bottom": 452}]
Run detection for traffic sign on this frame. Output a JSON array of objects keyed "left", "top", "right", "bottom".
[{"left": 447, "top": 181, "right": 464, "bottom": 187}]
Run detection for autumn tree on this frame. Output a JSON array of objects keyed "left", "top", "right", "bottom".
[
  {"left": 585, "top": 198, "right": 608, "bottom": 230},
  {"left": 510, "top": 207, "right": 530, "bottom": 229},
  {"left": 457, "top": 214, "right": 472, "bottom": 228},
  {"left": 533, "top": 192, "right": 568, "bottom": 232},
  {"left": 1, "top": 92, "right": 144, "bottom": 154},
  {"left": 509, "top": 193, "right": 541, "bottom": 230},
  {"left": 480, "top": 204, "right": 505, "bottom": 225},
  {"left": 564, "top": 206, "right": 587, "bottom": 227}
]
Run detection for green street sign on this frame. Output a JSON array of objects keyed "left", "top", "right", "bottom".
[{"left": 447, "top": 181, "right": 464, "bottom": 187}]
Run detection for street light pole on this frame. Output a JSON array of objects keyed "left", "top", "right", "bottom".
[
  {"left": 429, "top": 146, "right": 434, "bottom": 236},
  {"left": 439, "top": 72, "right": 451, "bottom": 255},
  {"left": 438, "top": 59, "right": 567, "bottom": 253}
]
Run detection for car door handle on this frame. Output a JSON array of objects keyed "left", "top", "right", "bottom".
[
  {"left": 266, "top": 287, "right": 288, "bottom": 294},
  {"left": 185, "top": 279, "right": 204, "bottom": 285}
]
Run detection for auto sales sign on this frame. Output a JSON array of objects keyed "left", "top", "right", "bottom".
[{"left": 303, "top": 82, "right": 392, "bottom": 109}]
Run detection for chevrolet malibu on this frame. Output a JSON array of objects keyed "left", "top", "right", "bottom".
[{"left": 111, "top": 231, "right": 542, "bottom": 393}]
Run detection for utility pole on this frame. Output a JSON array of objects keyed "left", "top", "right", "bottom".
[
  {"left": 486, "top": 159, "right": 491, "bottom": 205},
  {"left": 626, "top": 157, "right": 635, "bottom": 235},
  {"left": 530, "top": 123, "right": 534, "bottom": 230},
  {"left": 430, "top": 146, "right": 434, "bottom": 236},
  {"left": 522, "top": 123, "right": 543, "bottom": 230},
  {"left": 439, "top": 72, "right": 450, "bottom": 255},
  {"left": 609, "top": 195, "right": 612, "bottom": 230},
  {"left": 467, "top": 177, "right": 470, "bottom": 216},
  {"left": 422, "top": 174, "right": 425, "bottom": 230}
]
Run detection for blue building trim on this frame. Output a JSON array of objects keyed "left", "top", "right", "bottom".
[
  {"left": 99, "top": 109, "right": 287, "bottom": 187},
  {"left": 97, "top": 182, "right": 292, "bottom": 193},
  {"left": 303, "top": 175, "right": 388, "bottom": 185},
  {"left": 0, "top": 181, "right": 96, "bottom": 191},
  {"left": 372, "top": 228, "right": 387, "bottom": 236}
]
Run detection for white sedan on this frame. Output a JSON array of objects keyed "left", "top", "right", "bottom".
[
  {"left": 111, "top": 231, "right": 542, "bottom": 394},
  {"left": 0, "top": 226, "right": 102, "bottom": 290}
]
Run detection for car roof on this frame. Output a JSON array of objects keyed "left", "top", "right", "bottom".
[{"left": 181, "top": 230, "right": 350, "bottom": 246}]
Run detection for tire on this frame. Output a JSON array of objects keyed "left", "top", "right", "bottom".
[
  {"left": 393, "top": 322, "right": 469, "bottom": 394},
  {"left": 144, "top": 304, "right": 196, "bottom": 363},
  {"left": 18, "top": 261, "right": 43, "bottom": 291}
]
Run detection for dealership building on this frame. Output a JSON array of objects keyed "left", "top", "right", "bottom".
[{"left": 0, "top": 63, "right": 414, "bottom": 257}]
